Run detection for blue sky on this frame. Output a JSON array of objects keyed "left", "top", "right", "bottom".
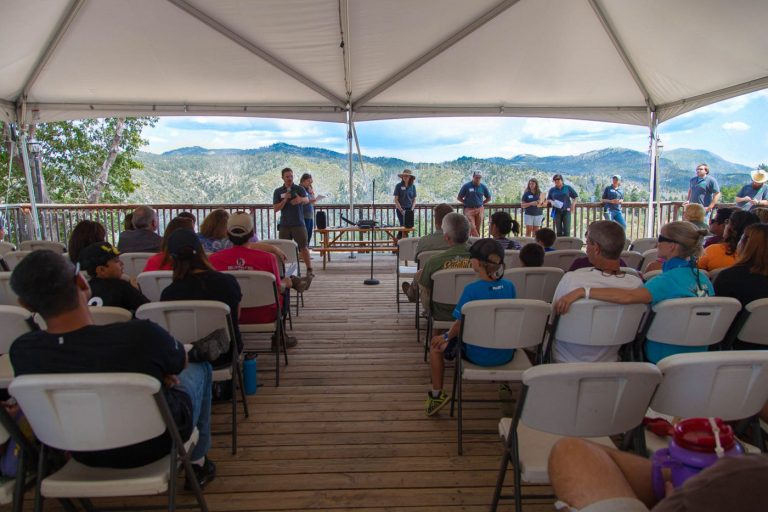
[{"left": 143, "top": 90, "right": 768, "bottom": 167}]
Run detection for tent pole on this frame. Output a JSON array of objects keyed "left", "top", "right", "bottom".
[
  {"left": 645, "top": 113, "right": 659, "bottom": 237},
  {"left": 18, "top": 128, "right": 42, "bottom": 240}
]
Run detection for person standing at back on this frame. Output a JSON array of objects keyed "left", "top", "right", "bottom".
[
  {"left": 521, "top": 178, "right": 545, "bottom": 237},
  {"left": 393, "top": 169, "right": 417, "bottom": 239},
  {"left": 685, "top": 163, "right": 721, "bottom": 219},
  {"left": 273, "top": 167, "right": 313, "bottom": 275},
  {"left": 299, "top": 173, "right": 319, "bottom": 246},
  {"left": 457, "top": 171, "right": 491, "bottom": 237},
  {"left": 546, "top": 174, "right": 578, "bottom": 237},
  {"left": 601, "top": 175, "right": 626, "bottom": 230}
]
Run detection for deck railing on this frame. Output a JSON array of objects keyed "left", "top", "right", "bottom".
[{"left": 1, "top": 201, "right": 689, "bottom": 247}]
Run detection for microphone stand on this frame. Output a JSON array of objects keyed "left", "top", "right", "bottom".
[{"left": 363, "top": 178, "right": 380, "bottom": 285}]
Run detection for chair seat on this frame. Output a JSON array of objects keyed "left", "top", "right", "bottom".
[
  {"left": 0, "top": 478, "right": 14, "bottom": 504},
  {"left": 0, "top": 353, "right": 13, "bottom": 388},
  {"left": 399, "top": 265, "right": 417, "bottom": 276},
  {"left": 239, "top": 322, "right": 278, "bottom": 334},
  {"left": 41, "top": 429, "right": 199, "bottom": 498},
  {"left": 462, "top": 350, "right": 532, "bottom": 382},
  {"left": 213, "top": 367, "right": 233, "bottom": 381},
  {"left": 499, "top": 419, "right": 615, "bottom": 485},
  {"left": 433, "top": 320, "right": 453, "bottom": 330}
]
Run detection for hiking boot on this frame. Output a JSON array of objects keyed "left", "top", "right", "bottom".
[
  {"left": 425, "top": 391, "right": 450, "bottom": 417},
  {"left": 185, "top": 457, "right": 216, "bottom": 491},
  {"left": 293, "top": 274, "right": 313, "bottom": 293},
  {"left": 402, "top": 282, "right": 417, "bottom": 303},
  {"left": 271, "top": 333, "right": 299, "bottom": 350}
]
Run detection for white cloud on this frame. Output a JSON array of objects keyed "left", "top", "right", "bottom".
[
  {"left": 521, "top": 118, "right": 610, "bottom": 139},
  {"left": 722, "top": 121, "right": 750, "bottom": 131}
]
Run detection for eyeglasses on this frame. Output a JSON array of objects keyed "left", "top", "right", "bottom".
[{"left": 657, "top": 234, "right": 681, "bottom": 245}]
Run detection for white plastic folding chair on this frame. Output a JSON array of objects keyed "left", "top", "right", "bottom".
[
  {"left": 425, "top": 268, "right": 476, "bottom": 361},
  {"left": 643, "top": 269, "right": 662, "bottom": 281},
  {"left": 262, "top": 239, "right": 302, "bottom": 317},
  {"left": 18, "top": 240, "right": 66, "bottom": 254},
  {"left": 551, "top": 236, "right": 584, "bottom": 250},
  {"left": 510, "top": 237, "right": 535, "bottom": 247},
  {"left": 542, "top": 249, "right": 584, "bottom": 272},
  {"left": 623, "top": 239, "right": 632, "bottom": 251},
  {"left": 0, "top": 272, "right": 19, "bottom": 306},
  {"left": 450, "top": 299, "right": 551, "bottom": 454},
  {"left": 2, "top": 251, "right": 31, "bottom": 270},
  {"left": 396, "top": 237, "right": 420, "bottom": 312},
  {"left": 646, "top": 351, "right": 768, "bottom": 454},
  {"left": 640, "top": 248, "right": 659, "bottom": 272},
  {"left": 707, "top": 266, "right": 724, "bottom": 283},
  {"left": 10, "top": 373, "right": 208, "bottom": 512},
  {"left": 503, "top": 267, "right": 564, "bottom": 302},
  {"left": 136, "top": 271, "right": 174, "bottom": 302},
  {"left": 224, "top": 270, "right": 286, "bottom": 386},
  {"left": 89, "top": 306, "right": 133, "bottom": 325},
  {"left": 0, "top": 242, "right": 16, "bottom": 256},
  {"left": 621, "top": 267, "right": 642, "bottom": 278},
  {"left": 136, "top": 300, "right": 246, "bottom": 454},
  {"left": 120, "top": 252, "right": 156, "bottom": 279},
  {"left": 726, "top": 298, "right": 768, "bottom": 349},
  {"left": 546, "top": 299, "right": 648, "bottom": 363},
  {"left": 0, "top": 305, "right": 34, "bottom": 388},
  {"left": 490, "top": 363, "right": 662, "bottom": 512},
  {"left": 630, "top": 237, "right": 658, "bottom": 254},
  {"left": 503, "top": 250, "right": 521, "bottom": 269},
  {"left": 620, "top": 250, "right": 644, "bottom": 270}
]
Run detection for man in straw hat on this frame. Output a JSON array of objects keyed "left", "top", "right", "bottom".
[
  {"left": 735, "top": 168, "right": 768, "bottom": 211},
  {"left": 394, "top": 169, "right": 417, "bottom": 238}
]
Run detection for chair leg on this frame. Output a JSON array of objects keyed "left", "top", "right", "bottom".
[
  {"left": 33, "top": 445, "right": 45, "bottom": 512},
  {"left": 12, "top": 445, "right": 25, "bottom": 512},
  {"left": 449, "top": 361, "right": 459, "bottom": 417},
  {"left": 457, "top": 372, "right": 464, "bottom": 456},
  {"left": 512, "top": 434, "right": 523, "bottom": 512},
  {"left": 423, "top": 320, "right": 432, "bottom": 362},
  {"left": 168, "top": 443, "right": 177, "bottom": 512},
  {"left": 236, "top": 360, "right": 249, "bottom": 418},
  {"left": 230, "top": 371, "right": 237, "bottom": 455},
  {"left": 490, "top": 444, "right": 511, "bottom": 512}
]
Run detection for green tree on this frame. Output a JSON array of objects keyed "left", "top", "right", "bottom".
[
  {"left": 1, "top": 117, "right": 157, "bottom": 204},
  {"left": 719, "top": 184, "right": 740, "bottom": 203}
]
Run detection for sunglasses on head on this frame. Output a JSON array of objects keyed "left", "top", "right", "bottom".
[{"left": 657, "top": 234, "right": 680, "bottom": 245}]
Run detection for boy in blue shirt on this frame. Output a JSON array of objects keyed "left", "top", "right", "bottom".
[{"left": 425, "top": 238, "right": 516, "bottom": 416}]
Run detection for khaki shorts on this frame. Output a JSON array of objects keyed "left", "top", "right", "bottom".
[{"left": 279, "top": 225, "right": 308, "bottom": 250}]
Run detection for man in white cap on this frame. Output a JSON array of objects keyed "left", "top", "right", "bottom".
[
  {"left": 393, "top": 169, "right": 417, "bottom": 239},
  {"left": 457, "top": 171, "right": 491, "bottom": 237},
  {"left": 601, "top": 175, "right": 626, "bottom": 229},
  {"left": 735, "top": 168, "right": 768, "bottom": 211}
]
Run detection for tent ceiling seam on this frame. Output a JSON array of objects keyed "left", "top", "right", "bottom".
[
  {"left": 19, "top": 0, "right": 86, "bottom": 106},
  {"left": 656, "top": 74, "right": 768, "bottom": 119},
  {"left": 338, "top": 0, "right": 352, "bottom": 103},
  {"left": 352, "top": 0, "right": 522, "bottom": 109},
  {"left": 165, "top": 0, "right": 346, "bottom": 109},
  {"left": 587, "top": 0, "right": 655, "bottom": 112}
]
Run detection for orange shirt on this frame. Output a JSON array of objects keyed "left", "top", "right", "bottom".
[{"left": 697, "top": 243, "right": 735, "bottom": 271}]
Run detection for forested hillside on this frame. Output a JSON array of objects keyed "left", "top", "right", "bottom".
[{"left": 130, "top": 144, "right": 753, "bottom": 204}]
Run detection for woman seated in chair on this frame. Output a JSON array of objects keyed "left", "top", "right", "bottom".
[
  {"left": 697, "top": 210, "right": 759, "bottom": 271},
  {"left": 143, "top": 216, "right": 196, "bottom": 271},
  {"left": 161, "top": 228, "right": 243, "bottom": 365},
  {"left": 555, "top": 221, "right": 714, "bottom": 363},
  {"left": 67, "top": 219, "right": 106, "bottom": 264}
]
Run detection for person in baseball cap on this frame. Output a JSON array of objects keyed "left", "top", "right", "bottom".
[{"left": 79, "top": 241, "right": 149, "bottom": 311}]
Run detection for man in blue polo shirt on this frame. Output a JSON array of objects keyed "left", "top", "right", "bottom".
[
  {"left": 686, "top": 163, "right": 721, "bottom": 218},
  {"left": 273, "top": 167, "right": 313, "bottom": 275},
  {"left": 601, "top": 175, "right": 626, "bottom": 230},
  {"left": 546, "top": 174, "right": 579, "bottom": 237},
  {"left": 457, "top": 171, "right": 491, "bottom": 237}
]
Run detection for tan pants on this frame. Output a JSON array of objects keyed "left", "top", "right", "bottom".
[{"left": 464, "top": 207, "right": 484, "bottom": 237}]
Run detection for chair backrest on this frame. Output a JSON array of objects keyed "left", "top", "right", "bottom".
[
  {"left": 0, "top": 305, "right": 33, "bottom": 353},
  {"left": 707, "top": 267, "right": 724, "bottom": 283},
  {"left": 651, "top": 351, "right": 768, "bottom": 421},
  {"left": 552, "top": 237, "right": 584, "bottom": 250},
  {"left": 543, "top": 250, "right": 585, "bottom": 272},
  {"left": 554, "top": 300, "right": 648, "bottom": 346},
  {"left": 503, "top": 267, "right": 564, "bottom": 302},
  {"left": 120, "top": 252, "right": 156, "bottom": 278},
  {"left": 620, "top": 267, "right": 642, "bottom": 278},
  {"left": 0, "top": 272, "right": 18, "bottom": 306},
  {"left": 643, "top": 269, "right": 662, "bottom": 281},
  {"left": 19, "top": 240, "right": 66, "bottom": 254},
  {"left": 511, "top": 237, "right": 535, "bottom": 246},
  {"left": 736, "top": 298, "right": 768, "bottom": 345},
  {"left": 10, "top": 373, "right": 165, "bottom": 451},
  {"left": 223, "top": 270, "right": 279, "bottom": 311},
  {"left": 2, "top": 251, "right": 31, "bottom": 270},
  {"left": 631, "top": 237, "right": 658, "bottom": 253},
  {"left": 520, "top": 362, "right": 661, "bottom": 437},
  {"left": 262, "top": 239, "right": 300, "bottom": 276},
  {"left": 397, "top": 237, "right": 420, "bottom": 263},
  {"left": 136, "top": 300, "right": 231, "bottom": 344},
  {"left": 503, "top": 250, "right": 521, "bottom": 269},
  {"left": 620, "top": 251, "right": 644, "bottom": 270},
  {"left": 136, "top": 271, "right": 174, "bottom": 302},
  {"left": 90, "top": 306, "right": 133, "bottom": 325},
  {"left": 645, "top": 297, "right": 741, "bottom": 346},
  {"left": 623, "top": 239, "right": 632, "bottom": 251},
  {"left": 461, "top": 299, "right": 550, "bottom": 350},
  {"left": 0, "top": 241, "right": 15, "bottom": 256},
  {"left": 430, "top": 268, "right": 477, "bottom": 306},
  {"left": 416, "top": 249, "right": 443, "bottom": 269},
  {"left": 640, "top": 249, "right": 659, "bottom": 272}
]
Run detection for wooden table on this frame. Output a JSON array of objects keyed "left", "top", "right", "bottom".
[{"left": 316, "top": 226, "right": 415, "bottom": 269}]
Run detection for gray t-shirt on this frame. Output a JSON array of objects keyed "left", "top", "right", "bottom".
[
  {"left": 688, "top": 175, "right": 720, "bottom": 207},
  {"left": 736, "top": 183, "right": 767, "bottom": 210},
  {"left": 273, "top": 185, "right": 307, "bottom": 227},
  {"left": 117, "top": 229, "right": 162, "bottom": 253}
]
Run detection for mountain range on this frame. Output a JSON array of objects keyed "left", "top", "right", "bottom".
[{"left": 130, "top": 143, "right": 754, "bottom": 204}]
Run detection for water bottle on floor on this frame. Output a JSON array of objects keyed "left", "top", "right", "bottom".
[{"left": 243, "top": 354, "right": 258, "bottom": 395}]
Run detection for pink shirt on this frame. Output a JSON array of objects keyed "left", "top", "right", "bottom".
[
  {"left": 142, "top": 252, "right": 173, "bottom": 272},
  {"left": 208, "top": 246, "right": 282, "bottom": 323}
]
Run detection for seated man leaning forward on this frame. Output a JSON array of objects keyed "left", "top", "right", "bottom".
[
  {"left": 551, "top": 221, "right": 643, "bottom": 363},
  {"left": 425, "top": 239, "right": 516, "bottom": 416},
  {"left": 402, "top": 203, "right": 454, "bottom": 302},
  {"left": 8, "top": 250, "right": 217, "bottom": 489}
]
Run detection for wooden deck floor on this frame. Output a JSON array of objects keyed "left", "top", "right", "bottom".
[{"left": 41, "top": 254, "right": 555, "bottom": 512}]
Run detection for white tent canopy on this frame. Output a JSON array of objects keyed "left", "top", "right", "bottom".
[{"left": 2, "top": 0, "right": 768, "bottom": 126}]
